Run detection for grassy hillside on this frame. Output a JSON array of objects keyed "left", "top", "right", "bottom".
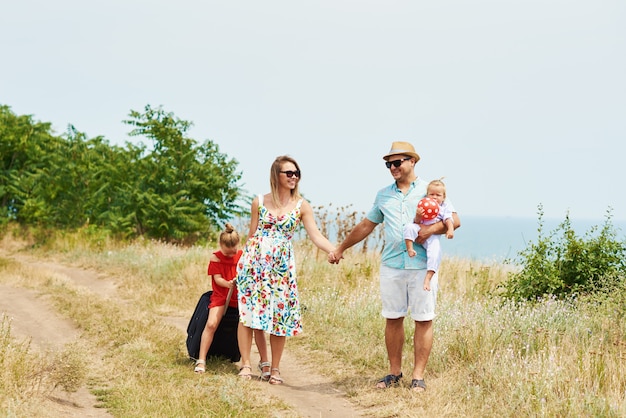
[{"left": 1, "top": 228, "right": 625, "bottom": 417}]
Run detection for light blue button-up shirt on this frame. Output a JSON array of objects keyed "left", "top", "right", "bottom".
[{"left": 366, "top": 178, "right": 428, "bottom": 269}]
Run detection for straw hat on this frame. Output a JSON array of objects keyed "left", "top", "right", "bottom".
[{"left": 382, "top": 141, "right": 420, "bottom": 162}]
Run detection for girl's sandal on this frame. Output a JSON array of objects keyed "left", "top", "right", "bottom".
[
  {"left": 268, "top": 368, "right": 284, "bottom": 385},
  {"left": 194, "top": 360, "right": 206, "bottom": 374},
  {"left": 258, "top": 361, "right": 271, "bottom": 381},
  {"left": 238, "top": 365, "right": 253, "bottom": 380}
]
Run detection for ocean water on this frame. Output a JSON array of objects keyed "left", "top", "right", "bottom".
[{"left": 440, "top": 216, "right": 626, "bottom": 263}]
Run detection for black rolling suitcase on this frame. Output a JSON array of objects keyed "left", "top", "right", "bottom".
[{"left": 186, "top": 291, "right": 241, "bottom": 362}]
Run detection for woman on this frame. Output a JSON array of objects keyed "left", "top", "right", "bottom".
[{"left": 236, "top": 155, "right": 335, "bottom": 385}]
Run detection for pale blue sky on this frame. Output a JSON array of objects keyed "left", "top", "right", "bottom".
[{"left": 2, "top": 1, "right": 625, "bottom": 221}]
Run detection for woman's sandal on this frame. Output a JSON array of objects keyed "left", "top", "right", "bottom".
[
  {"left": 238, "top": 365, "right": 253, "bottom": 380},
  {"left": 410, "top": 379, "right": 426, "bottom": 392},
  {"left": 268, "top": 368, "right": 284, "bottom": 385},
  {"left": 375, "top": 372, "right": 403, "bottom": 389},
  {"left": 194, "top": 359, "right": 205, "bottom": 374},
  {"left": 258, "top": 361, "right": 271, "bottom": 382}
]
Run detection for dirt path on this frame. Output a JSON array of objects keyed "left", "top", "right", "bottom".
[
  {"left": 0, "top": 255, "right": 363, "bottom": 417},
  {"left": 0, "top": 281, "right": 113, "bottom": 418}
]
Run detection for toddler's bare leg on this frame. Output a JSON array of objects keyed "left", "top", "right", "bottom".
[{"left": 423, "top": 271, "right": 434, "bottom": 291}]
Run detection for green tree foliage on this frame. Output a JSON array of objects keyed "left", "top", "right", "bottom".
[
  {"left": 502, "top": 205, "right": 626, "bottom": 301},
  {"left": 123, "top": 105, "right": 243, "bottom": 241},
  {"left": 0, "top": 105, "right": 55, "bottom": 223},
  {"left": 0, "top": 104, "right": 245, "bottom": 242}
]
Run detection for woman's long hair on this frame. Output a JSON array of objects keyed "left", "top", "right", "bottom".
[{"left": 269, "top": 155, "right": 301, "bottom": 209}]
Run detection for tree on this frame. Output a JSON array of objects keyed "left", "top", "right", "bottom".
[
  {"left": 123, "top": 105, "right": 244, "bottom": 241},
  {"left": 0, "top": 105, "right": 57, "bottom": 225},
  {"left": 1, "top": 104, "right": 244, "bottom": 242}
]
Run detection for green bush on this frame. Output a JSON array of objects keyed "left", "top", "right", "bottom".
[
  {"left": 0, "top": 104, "right": 244, "bottom": 243},
  {"left": 502, "top": 205, "right": 626, "bottom": 301}
]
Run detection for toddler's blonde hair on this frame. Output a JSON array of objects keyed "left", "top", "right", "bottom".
[
  {"left": 219, "top": 223, "right": 240, "bottom": 248},
  {"left": 427, "top": 178, "right": 447, "bottom": 199}
]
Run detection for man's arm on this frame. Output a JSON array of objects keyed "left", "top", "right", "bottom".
[
  {"left": 330, "top": 218, "right": 377, "bottom": 263},
  {"left": 416, "top": 212, "right": 461, "bottom": 244}
]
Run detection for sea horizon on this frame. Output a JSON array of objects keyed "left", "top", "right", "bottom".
[
  {"left": 441, "top": 215, "right": 626, "bottom": 263},
  {"left": 263, "top": 213, "right": 626, "bottom": 264}
]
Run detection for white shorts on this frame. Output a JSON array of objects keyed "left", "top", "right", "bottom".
[{"left": 379, "top": 265, "right": 437, "bottom": 321}]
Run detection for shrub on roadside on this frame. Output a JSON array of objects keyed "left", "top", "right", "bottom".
[{"left": 501, "top": 205, "right": 626, "bottom": 301}]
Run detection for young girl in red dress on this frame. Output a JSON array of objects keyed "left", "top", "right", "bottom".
[{"left": 194, "top": 223, "right": 268, "bottom": 376}]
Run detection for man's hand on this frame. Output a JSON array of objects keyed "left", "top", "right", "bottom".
[
  {"left": 328, "top": 250, "right": 344, "bottom": 264},
  {"left": 416, "top": 221, "right": 440, "bottom": 244}
]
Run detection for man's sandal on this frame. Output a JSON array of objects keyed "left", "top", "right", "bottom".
[
  {"left": 268, "top": 368, "right": 284, "bottom": 385},
  {"left": 238, "top": 365, "right": 253, "bottom": 380},
  {"left": 194, "top": 360, "right": 205, "bottom": 374},
  {"left": 375, "top": 372, "right": 403, "bottom": 389},
  {"left": 258, "top": 361, "right": 271, "bottom": 381},
  {"left": 410, "top": 379, "right": 426, "bottom": 392}
]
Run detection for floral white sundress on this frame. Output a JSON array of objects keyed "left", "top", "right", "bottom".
[{"left": 236, "top": 194, "right": 304, "bottom": 337}]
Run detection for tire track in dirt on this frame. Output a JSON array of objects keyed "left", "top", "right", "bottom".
[{"left": 1, "top": 255, "right": 364, "bottom": 417}]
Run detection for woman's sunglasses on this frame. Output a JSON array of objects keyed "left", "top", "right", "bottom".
[
  {"left": 385, "top": 157, "right": 411, "bottom": 169},
  {"left": 280, "top": 170, "right": 301, "bottom": 178}
]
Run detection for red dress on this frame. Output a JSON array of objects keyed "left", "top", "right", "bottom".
[{"left": 208, "top": 249, "right": 242, "bottom": 309}]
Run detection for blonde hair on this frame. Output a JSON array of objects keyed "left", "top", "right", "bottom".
[
  {"left": 427, "top": 178, "right": 447, "bottom": 199},
  {"left": 219, "top": 223, "right": 240, "bottom": 248},
  {"left": 269, "top": 155, "right": 301, "bottom": 208}
]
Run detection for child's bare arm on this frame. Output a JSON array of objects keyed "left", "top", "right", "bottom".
[
  {"left": 213, "top": 274, "right": 233, "bottom": 288},
  {"left": 413, "top": 207, "right": 425, "bottom": 224},
  {"left": 209, "top": 253, "right": 233, "bottom": 288}
]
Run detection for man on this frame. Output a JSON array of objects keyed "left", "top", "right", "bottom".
[{"left": 328, "top": 141, "right": 460, "bottom": 392}]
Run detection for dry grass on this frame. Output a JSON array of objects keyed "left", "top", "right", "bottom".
[
  {"left": 1, "top": 226, "right": 625, "bottom": 417},
  {"left": 0, "top": 233, "right": 293, "bottom": 417},
  {"left": 292, "top": 240, "right": 626, "bottom": 417}
]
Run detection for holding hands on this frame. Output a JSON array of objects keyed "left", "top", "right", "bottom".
[{"left": 327, "top": 250, "right": 343, "bottom": 264}]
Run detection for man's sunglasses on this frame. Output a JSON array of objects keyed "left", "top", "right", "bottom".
[
  {"left": 385, "top": 157, "right": 412, "bottom": 169},
  {"left": 280, "top": 170, "right": 301, "bottom": 178}
]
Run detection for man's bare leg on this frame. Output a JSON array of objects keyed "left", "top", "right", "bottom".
[
  {"left": 411, "top": 320, "right": 433, "bottom": 391},
  {"left": 375, "top": 317, "right": 404, "bottom": 388}
]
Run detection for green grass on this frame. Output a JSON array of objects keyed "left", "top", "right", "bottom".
[{"left": 1, "top": 229, "right": 625, "bottom": 417}]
